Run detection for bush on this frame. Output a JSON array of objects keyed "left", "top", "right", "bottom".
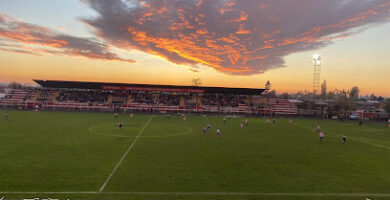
[{"left": 384, "top": 99, "right": 390, "bottom": 113}]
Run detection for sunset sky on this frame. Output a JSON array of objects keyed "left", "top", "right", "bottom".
[{"left": 0, "top": 0, "right": 389, "bottom": 96}]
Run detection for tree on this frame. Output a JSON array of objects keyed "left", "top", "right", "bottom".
[
  {"left": 8, "top": 82, "right": 23, "bottom": 89},
  {"left": 280, "top": 92, "right": 289, "bottom": 99},
  {"left": 328, "top": 89, "right": 357, "bottom": 113},
  {"left": 328, "top": 91, "right": 335, "bottom": 99},
  {"left": 349, "top": 86, "right": 359, "bottom": 100},
  {"left": 265, "top": 80, "right": 271, "bottom": 91},
  {"left": 321, "top": 80, "right": 327, "bottom": 99},
  {"left": 267, "top": 90, "right": 276, "bottom": 98},
  {"left": 370, "top": 94, "right": 377, "bottom": 100},
  {"left": 384, "top": 99, "right": 390, "bottom": 113},
  {"left": 191, "top": 77, "right": 202, "bottom": 86}
]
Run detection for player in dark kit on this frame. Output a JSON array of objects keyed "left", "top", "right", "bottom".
[
  {"left": 118, "top": 122, "right": 123, "bottom": 130},
  {"left": 114, "top": 113, "right": 118, "bottom": 119},
  {"left": 342, "top": 135, "right": 346, "bottom": 144}
]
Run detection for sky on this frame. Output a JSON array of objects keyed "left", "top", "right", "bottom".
[{"left": 0, "top": 0, "right": 389, "bottom": 96}]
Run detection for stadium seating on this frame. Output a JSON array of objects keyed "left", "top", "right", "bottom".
[
  {"left": 1, "top": 89, "right": 30, "bottom": 103},
  {"left": 0, "top": 87, "right": 299, "bottom": 115},
  {"left": 37, "top": 90, "right": 58, "bottom": 102},
  {"left": 268, "top": 98, "right": 297, "bottom": 115}
]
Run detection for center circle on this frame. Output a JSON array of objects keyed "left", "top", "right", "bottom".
[{"left": 88, "top": 123, "right": 192, "bottom": 138}]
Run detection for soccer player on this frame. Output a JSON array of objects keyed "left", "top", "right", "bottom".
[
  {"left": 245, "top": 118, "right": 248, "bottom": 126},
  {"left": 342, "top": 134, "right": 346, "bottom": 144},
  {"left": 316, "top": 125, "right": 321, "bottom": 133},
  {"left": 266, "top": 118, "right": 270, "bottom": 124},
  {"left": 358, "top": 121, "right": 363, "bottom": 126},
  {"left": 319, "top": 131, "right": 324, "bottom": 143},
  {"left": 130, "top": 113, "right": 134, "bottom": 119},
  {"left": 207, "top": 124, "right": 211, "bottom": 130},
  {"left": 240, "top": 123, "right": 244, "bottom": 134},
  {"left": 118, "top": 122, "right": 123, "bottom": 130},
  {"left": 201, "top": 127, "right": 208, "bottom": 136},
  {"left": 166, "top": 114, "right": 170, "bottom": 119},
  {"left": 216, "top": 128, "right": 222, "bottom": 137},
  {"left": 223, "top": 117, "right": 226, "bottom": 125},
  {"left": 272, "top": 118, "right": 276, "bottom": 124},
  {"left": 183, "top": 115, "right": 186, "bottom": 121},
  {"left": 114, "top": 113, "right": 118, "bottom": 119},
  {"left": 4, "top": 112, "right": 8, "bottom": 120},
  {"left": 289, "top": 119, "right": 293, "bottom": 125}
]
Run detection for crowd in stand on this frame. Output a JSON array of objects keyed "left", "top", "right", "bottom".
[
  {"left": 54, "top": 91, "right": 183, "bottom": 105},
  {"left": 1, "top": 88, "right": 252, "bottom": 107},
  {"left": 2, "top": 88, "right": 36, "bottom": 101},
  {"left": 155, "top": 94, "right": 180, "bottom": 105},
  {"left": 201, "top": 95, "right": 247, "bottom": 107},
  {"left": 37, "top": 90, "right": 55, "bottom": 102},
  {"left": 56, "top": 91, "right": 109, "bottom": 103},
  {"left": 131, "top": 93, "right": 180, "bottom": 105}
]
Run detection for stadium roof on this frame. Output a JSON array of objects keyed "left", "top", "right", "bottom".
[{"left": 34, "top": 80, "right": 265, "bottom": 95}]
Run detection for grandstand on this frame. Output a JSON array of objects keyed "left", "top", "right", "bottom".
[
  {"left": 268, "top": 98, "right": 298, "bottom": 115},
  {"left": 0, "top": 80, "right": 298, "bottom": 115}
]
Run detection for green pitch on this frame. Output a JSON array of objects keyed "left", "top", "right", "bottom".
[{"left": 0, "top": 110, "right": 390, "bottom": 200}]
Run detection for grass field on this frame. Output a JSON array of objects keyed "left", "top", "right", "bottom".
[{"left": 1, "top": 110, "right": 390, "bottom": 200}]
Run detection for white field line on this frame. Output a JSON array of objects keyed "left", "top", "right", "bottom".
[
  {"left": 294, "top": 123, "right": 390, "bottom": 151},
  {"left": 4, "top": 120, "right": 388, "bottom": 196},
  {"left": 98, "top": 115, "right": 154, "bottom": 192},
  {"left": 0, "top": 191, "right": 390, "bottom": 197},
  {"left": 89, "top": 123, "right": 192, "bottom": 138}
]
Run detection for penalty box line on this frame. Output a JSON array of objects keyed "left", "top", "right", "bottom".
[
  {"left": 1, "top": 191, "right": 390, "bottom": 197},
  {"left": 98, "top": 115, "right": 154, "bottom": 192}
]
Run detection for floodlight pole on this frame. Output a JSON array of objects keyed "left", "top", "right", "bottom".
[{"left": 312, "top": 55, "right": 321, "bottom": 94}]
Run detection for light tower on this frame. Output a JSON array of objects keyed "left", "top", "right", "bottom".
[{"left": 312, "top": 54, "right": 322, "bottom": 94}]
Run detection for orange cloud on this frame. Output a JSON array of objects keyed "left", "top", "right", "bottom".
[
  {"left": 56, "top": 26, "right": 66, "bottom": 32},
  {"left": 80, "top": 0, "right": 390, "bottom": 75},
  {"left": 0, "top": 14, "right": 135, "bottom": 63}
]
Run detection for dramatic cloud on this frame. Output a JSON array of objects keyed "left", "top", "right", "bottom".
[
  {"left": 82, "top": 0, "right": 390, "bottom": 74},
  {"left": 0, "top": 14, "right": 135, "bottom": 63}
]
